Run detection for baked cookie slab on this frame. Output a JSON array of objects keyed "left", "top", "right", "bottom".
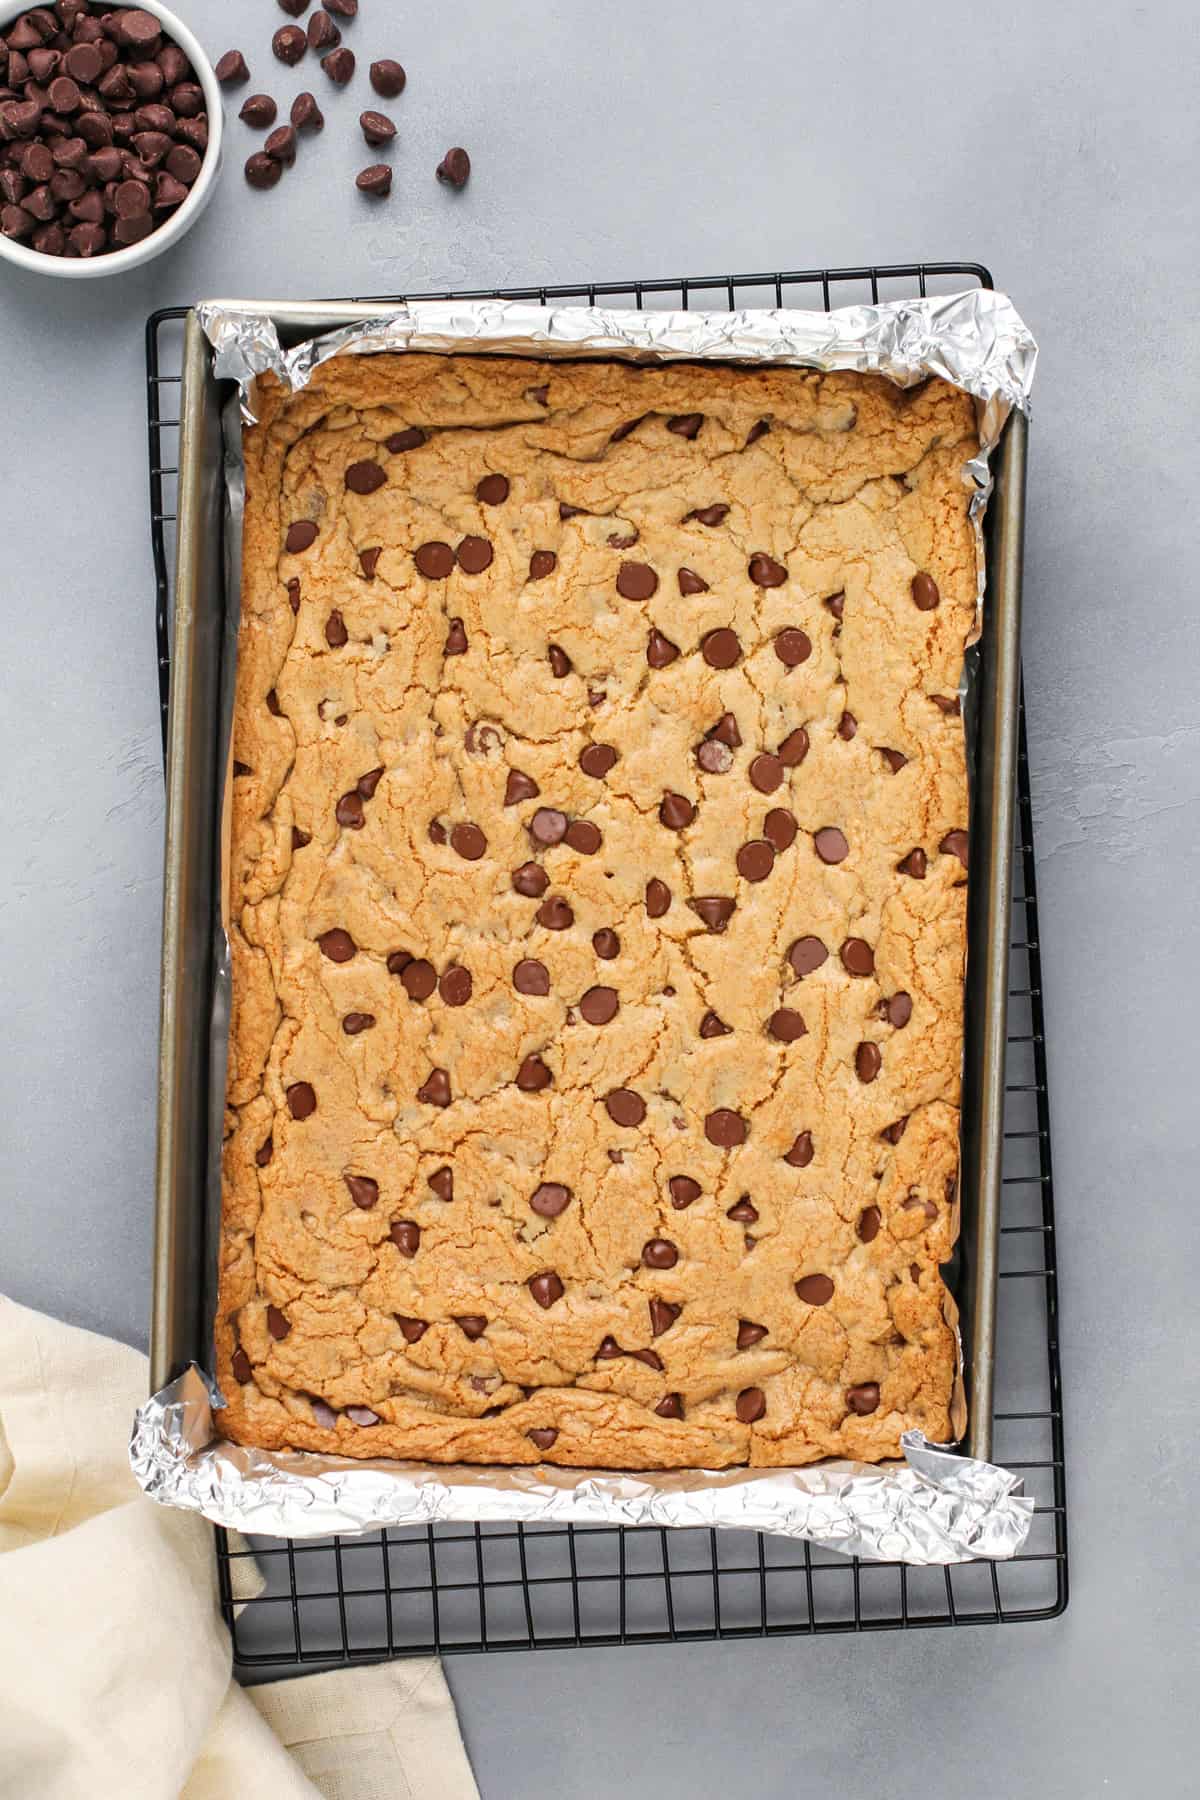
[{"left": 216, "top": 353, "right": 977, "bottom": 1470}]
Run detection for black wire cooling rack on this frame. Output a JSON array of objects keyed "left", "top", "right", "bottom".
[{"left": 147, "top": 263, "right": 1067, "bottom": 1666}]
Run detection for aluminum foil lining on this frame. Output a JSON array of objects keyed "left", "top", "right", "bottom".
[
  {"left": 133, "top": 1367, "right": 1034, "bottom": 1561},
  {"left": 132, "top": 289, "right": 1039, "bottom": 1561}
]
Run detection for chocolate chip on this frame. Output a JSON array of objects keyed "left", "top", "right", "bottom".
[
  {"left": 897, "top": 847, "right": 927, "bottom": 879},
  {"left": 262, "top": 1303, "right": 291, "bottom": 1342},
  {"left": 787, "top": 935, "right": 827, "bottom": 978},
  {"left": 254, "top": 1133, "right": 275, "bottom": 1169},
  {"left": 846, "top": 1382, "right": 880, "bottom": 1415},
  {"left": 547, "top": 644, "right": 572, "bottom": 678},
  {"left": 580, "top": 985, "right": 618, "bottom": 1025},
  {"left": 292, "top": 826, "right": 311, "bottom": 850},
  {"left": 689, "top": 896, "right": 736, "bottom": 933},
  {"left": 773, "top": 628, "right": 811, "bottom": 667},
  {"left": 417, "top": 1068, "right": 451, "bottom": 1107},
  {"left": 880, "top": 1116, "right": 909, "bottom": 1144},
  {"left": 436, "top": 145, "right": 470, "bottom": 187},
  {"left": 643, "top": 628, "right": 679, "bottom": 669},
  {"left": 401, "top": 959, "right": 436, "bottom": 1000},
  {"left": 576, "top": 743, "right": 617, "bottom": 783},
  {"left": 324, "top": 609, "right": 348, "bottom": 649},
  {"left": 287, "top": 1081, "right": 316, "bottom": 1119},
  {"left": 439, "top": 965, "right": 472, "bottom": 1007},
  {"left": 749, "top": 553, "right": 787, "bottom": 587},
  {"left": 746, "top": 418, "right": 771, "bottom": 445},
  {"left": 359, "top": 108, "right": 396, "bottom": 147},
  {"left": 340, "top": 1170, "right": 379, "bottom": 1210},
  {"left": 215, "top": 49, "right": 249, "bottom": 84},
  {"left": 595, "top": 1335, "right": 622, "bottom": 1359},
  {"left": 345, "top": 458, "right": 386, "bottom": 495},
  {"left": 342, "top": 1011, "right": 375, "bottom": 1035},
  {"left": 356, "top": 163, "right": 392, "bottom": 198},
  {"left": 686, "top": 504, "right": 729, "bottom": 526},
  {"left": 291, "top": 89, "right": 323, "bottom": 131},
  {"left": 343, "top": 1405, "right": 380, "bottom": 1427},
  {"left": 757, "top": 809, "right": 796, "bottom": 857},
  {"left": 857, "top": 1205, "right": 882, "bottom": 1243},
  {"left": 931, "top": 693, "right": 961, "bottom": 717},
  {"left": 700, "top": 627, "right": 741, "bottom": 668},
  {"left": 530, "top": 1181, "right": 572, "bottom": 1217},
  {"left": 737, "top": 1319, "right": 767, "bottom": 1349},
  {"left": 231, "top": 1347, "right": 252, "bottom": 1384},
  {"left": 698, "top": 1010, "right": 732, "bottom": 1038},
  {"left": 517, "top": 1055, "right": 552, "bottom": 1092},
  {"left": 677, "top": 567, "right": 709, "bottom": 595},
  {"left": 440, "top": 618, "right": 467, "bottom": 658},
  {"left": 414, "top": 540, "right": 455, "bottom": 584},
  {"left": 454, "top": 1314, "right": 487, "bottom": 1340},
  {"left": 396, "top": 1315, "right": 428, "bottom": 1343},
  {"left": 383, "top": 427, "right": 425, "bottom": 455},
  {"left": 659, "top": 791, "right": 694, "bottom": 831},
  {"left": 840, "top": 937, "right": 874, "bottom": 977},
  {"left": 838, "top": 710, "right": 857, "bottom": 741},
  {"left": 316, "top": 927, "right": 356, "bottom": 964},
  {"left": 513, "top": 958, "right": 550, "bottom": 997},
  {"left": 705, "top": 1108, "right": 747, "bottom": 1148},
  {"left": 272, "top": 25, "right": 306, "bottom": 65},
  {"left": 642, "top": 1238, "right": 678, "bottom": 1270},
  {"left": 939, "top": 829, "right": 969, "bottom": 867},
  {"left": 450, "top": 822, "right": 487, "bottom": 861},
  {"left": 512, "top": 862, "right": 549, "bottom": 898},
  {"left": 795, "top": 1273, "right": 834, "bottom": 1307},
  {"left": 736, "top": 839, "right": 775, "bottom": 883},
  {"left": 244, "top": 148, "right": 283, "bottom": 188},
  {"left": 565, "top": 819, "right": 601, "bottom": 854},
  {"left": 665, "top": 1175, "right": 701, "bottom": 1211},
  {"left": 64, "top": 41, "right": 102, "bottom": 83},
  {"left": 153, "top": 170, "right": 188, "bottom": 209},
  {"left": 648, "top": 1299, "right": 681, "bottom": 1338},
  {"left": 335, "top": 790, "right": 364, "bottom": 829},
  {"left": 650, "top": 1393, "right": 681, "bottom": 1420},
  {"left": 529, "top": 549, "right": 557, "bottom": 580},
  {"left": 768, "top": 1007, "right": 806, "bottom": 1044},
  {"left": 726, "top": 1196, "right": 757, "bottom": 1223},
  {"left": 855, "top": 1041, "right": 882, "bottom": 1083},
  {"left": 529, "top": 806, "right": 568, "bottom": 846},
  {"left": 325, "top": 0, "right": 358, "bottom": 15},
  {"left": 536, "top": 894, "right": 573, "bottom": 930},
  {"left": 736, "top": 1387, "right": 766, "bottom": 1423},
  {"left": 879, "top": 747, "right": 908, "bottom": 773},
  {"left": 616, "top": 560, "right": 658, "bottom": 601},
  {"left": 813, "top": 826, "right": 849, "bottom": 864},
  {"left": 456, "top": 534, "right": 492, "bottom": 574},
  {"left": 603, "top": 1088, "right": 645, "bottom": 1127},
  {"left": 884, "top": 992, "right": 913, "bottom": 1028},
  {"left": 527, "top": 1427, "right": 558, "bottom": 1450},
  {"left": 912, "top": 571, "right": 940, "bottom": 611},
  {"left": 645, "top": 878, "right": 671, "bottom": 917},
  {"left": 592, "top": 928, "right": 620, "bottom": 961},
  {"left": 783, "top": 1130, "right": 814, "bottom": 1168},
  {"left": 499, "top": 769, "right": 536, "bottom": 809},
  {"left": 386, "top": 950, "right": 413, "bottom": 977},
  {"left": 370, "top": 58, "right": 406, "bottom": 97},
  {"left": 528, "top": 1271, "right": 564, "bottom": 1308}
]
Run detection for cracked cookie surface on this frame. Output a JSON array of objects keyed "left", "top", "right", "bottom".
[{"left": 216, "top": 353, "right": 977, "bottom": 1469}]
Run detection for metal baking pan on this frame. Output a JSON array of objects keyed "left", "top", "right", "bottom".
[{"left": 152, "top": 295, "right": 1026, "bottom": 1466}]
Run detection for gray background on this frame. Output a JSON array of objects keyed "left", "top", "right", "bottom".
[{"left": 2, "top": 0, "right": 1197, "bottom": 1794}]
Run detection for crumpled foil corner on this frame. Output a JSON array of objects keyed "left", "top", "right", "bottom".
[{"left": 132, "top": 1367, "right": 1034, "bottom": 1561}]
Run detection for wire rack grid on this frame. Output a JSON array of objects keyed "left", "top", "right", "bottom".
[{"left": 147, "top": 263, "right": 1066, "bottom": 1667}]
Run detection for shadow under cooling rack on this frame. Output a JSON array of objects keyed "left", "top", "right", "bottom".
[{"left": 147, "top": 262, "right": 1066, "bottom": 1666}]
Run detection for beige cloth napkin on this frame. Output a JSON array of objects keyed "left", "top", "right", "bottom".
[{"left": 0, "top": 1297, "right": 479, "bottom": 1800}]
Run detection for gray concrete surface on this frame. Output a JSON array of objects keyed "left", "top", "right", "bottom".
[{"left": 2, "top": 0, "right": 1197, "bottom": 1794}]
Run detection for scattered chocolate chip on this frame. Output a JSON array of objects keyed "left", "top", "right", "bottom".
[
  {"left": 705, "top": 1108, "right": 747, "bottom": 1148},
  {"left": 244, "top": 150, "right": 281, "bottom": 189},
  {"left": 439, "top": 965, "right": 472, "bottom": 1006},
  {"left": 897, "top": 847, "right": 927, "bottom": 879},
  {"left": 701, "top": 626, "right": 741, "bottom": 668},
  {"left": 580, "top": 985, "right": 618, "bottom": 1026},
  {"left": 838, "top": 710, "right": 857, "bottom": 741},
  {"left": 316, "top": 927, "right": 356, "bottom": 963},
  {"left": 450, "top": 822, "right": 487, "bottom": 860},
  {"left": 565, "top": 819, "right": 601, "bottom": 854},
  {"left": 529, "top": 550, "right": 557, "bottom": 580},
  {"left": 291, "top": 826, "right": 311, "bottom": 850},
  {"left": 659, "top": 791, "right": 695, "bottom": 831},
  {"left": 512, "top": 862, "right": 549, "bottom": 898},
  {"left": 646, "top": 628, "right": 680, "bottom": 668},
  {"left": 547, "top": 644, "right": 572, "bottom": 678},
  {"left": 595, "top": 1335, "right": 622, "bottom": 1359},
  {"left": 436, "top": 145, "right": 470, "bottom": 187},
  {"left": 385, "top": 950, "right": 412, "bottom": 976},
  {"left": 397, "top": 1315, "right": 428, "bottom": 1343},
  {"left": 645, "top": 878, "right": 671, "bottom": 917},
  {"left": 370, "top": 58, "right": 406, "bottom": 97},
  {"left": 847, "top": 1382, "right": 880, "bottom": 1415},
  {"left": 345, "top": 457, "right": 386, "bottom": 494},
  {"left": 615, "top": 560, "right": 658, "bottom": 601},
  {"left": 324, "top": 609, "right": 347, "bottom": 648},
  {"left": 746, "top": 418, "right": 771, "bottom": 445},
  {"left": 677, "top": 567, "right": 709, "bottom": 595},
  {"left": 685, "top": 504, "right": 729, "bottom": 526},
  {"left": 769, "top": 1008, "right": 807, "bottom": 1043},
  {"left": 912, "top": 571, "right": 940, "bottom": 611},
  {"left": 592, "top": 928, "right": 620, "bottom": 960},
  {"left": 342, "top": 1010, "right": 375, "bottom": 1035},
  {"left": 884, "top": 992, "right": 913, "bottom": 1028},
  {"left": 386, "top": 427, "right": 426, "bottom": 453},
  {"left": 787, "top": 935, "right": 827, "bottom": 978},
  {"left": 855, "top": 1041, "right": 882, "bottom": 1083},
  {"left": 516, "top": 1054, "right": 552, "bottom": 1092},
  {"left": 749, "top": 552, "right": 787, "bottom": 587},
  {"left": 231, "top": 1347, "right": 252, "bottom": 1384},
  {"left": 528, "top": 1271, "right": 564, "bottom": 1309},
  {"left": 758, "top": 810, "right": 796, "bottom": 857},
  {"left": 504, "top": 768, "right": 539, "bottom": 806},
  {"left": 736, "top": 1387, "right": 766, "bottom": 1423},
  {"left": 654, "top": 1394, "right": 684, "bottom": 1420},
  {"left": 736, "top": 839, "right": 775, "bottom": 883},
  {"left": 726, "top": 1196, "right": 758, "bottom": 1223},
  {"left": 880, "top": 1116, "right": 909, "bottom": 1145},
  {"left": 343, "top": 1172, "right": 379, "bottom": 1210},
  {"left": 940, "top": 829, "right": 969, "bottom": 866},
  {"left": 840, "top": 937, "right": 874, "bottom": 977},
  {"left": 529, "top": 806, "right": 568, "bottom": 846},
  {"left": 695, "top": 736, "right": 732, "bottom": 776},
  {"left": 513, "top": 958, "right": 550, "bottom": 996},
  {"left": 774, "top": 628, "right": 812, "bottom": 667},
  {"left": 579, "top": 742, "right": 618, "bottom": 779},
  {"left": 266, "top": 1304, "right": 291, "bottom": 1340},
  {"left": 649, "top": 1299, "right": 681, "bottom": 1338},
  {"left": 813, "top": 826, "right": 849, "bottom": 864},
  {"left": 689, "top": 896, "right": 736, "bottom": 933},
  {"left": 335, "top": 790, "right": 364, "bottom": 829},
  {"left": 325, "top": 0, "right": 358, "bottom": 14},
  {"left": 604, "top": 1089, "right": 645, "bottom": 1126},
  {"left": 272, "top": 25, "right": 307, "bottom": 65},
  {"left": 471, "top": 471, "right": 510, "bottom": 507},
  {"left": 443, "top": 617, "right": 468, "bottom": 656},
  {"left": 291, "top": 90, "right": 323, "bottom": 131},
  {"left": 417, "top": 1067, "right": 451, "bottom": 1107},
  {"left": 455, "top": 1315, "right": 487, "bottom": 1340},
  {"left": 456, "top": 533, "right": 493, "bottom": 574},
  {"left": 737, "top": 1319, "right": 767, "bottom": 1349},
  {"left": 530, "top": 1181, "right": 572, "bottom": 1218},
  {"left": 879, "top": 747, "right": 908, "bottom": 773},
  {"left": 319, "top": 44, "right": 354, "bottom": 83},
  {"left": 354, "top": 108, "right": 395, "bottom": 147},
  {"left": 698, "top": 1010, "right": 732, "bottom": 1039},
  {"left": 401, "top": 958, "right": 436, "bottom": 1000},
  {"left": 668, "top": 1175, "right": 701, "bottom": 1209},
  {"left": 536, "top": 894, "right": 573, "bottom": 930},
  {"left": 356, "top": 162, "right": 391, "bottom": 197},
  {"left": 307, "top": 9, "right": 339, "bottom": 49},
  {"left": 527, "top": 1426, "right": 558, "bottom": 1450},
  {"left": 287, "top": 1081, "right": 316, "bottom": 1119},
  {"left": 642, "top": 1238, "right": 679, "bottom": 1270}
]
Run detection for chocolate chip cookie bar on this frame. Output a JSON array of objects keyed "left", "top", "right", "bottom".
[{"left": 216, "top": 352, "right": 977, "bottom": 1469}]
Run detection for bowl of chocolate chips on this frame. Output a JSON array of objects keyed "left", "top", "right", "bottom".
[{"left": 0, "top": 1, "right": 221, "bottom": 275}]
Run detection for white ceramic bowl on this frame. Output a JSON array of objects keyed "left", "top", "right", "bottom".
[{"left": 0, "top": 0, "right": 222, "bottom": 278}]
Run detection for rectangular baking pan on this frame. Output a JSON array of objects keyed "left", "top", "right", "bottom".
[{"left": 152, "top": 295, "right": 1027, "bottom": 1467}]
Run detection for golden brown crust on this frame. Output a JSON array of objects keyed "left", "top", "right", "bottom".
[{"left": 215, "top": 353, "right": 977, "bottom": 1469}]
